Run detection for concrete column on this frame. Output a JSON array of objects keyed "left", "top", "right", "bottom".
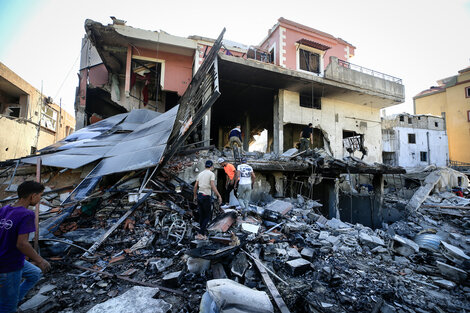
[
  {"left": 203, "top": 109, "right": 211, "bottom": 147},
  {"left": 218, "top": 127, "right": 223, "bottom": 150},
  {"left": 372, "top": 174, "right": 384, "bottom": 228},
  {"left": 327, "top": 178, "right": 340, "bottom": 219},
  {"left": 273, "top": 172, "right": 284, "bottom": 197},
  {"left": 243, "top": 113, "right": 250, "bottom": 151},
  {"left": 273, "top": 91, "right": 284, "bottom": 154}
]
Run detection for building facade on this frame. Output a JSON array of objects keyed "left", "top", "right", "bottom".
[
  {"left": 76, "top": 17, "right": 405, "bottom": 163},
  {"left": 382, "top": 114, "right": 448, "bottom": 168},
  {"left": 0, "top": 62, "right": 75, "bottom": 161},
  {"left": 414, "top": 67, "right": 470, "bottom": 164}
]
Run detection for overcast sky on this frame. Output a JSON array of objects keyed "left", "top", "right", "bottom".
[{"left": 1, "top": 0, "right": 469, "bottom": 116}]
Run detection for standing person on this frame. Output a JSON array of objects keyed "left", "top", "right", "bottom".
[
  {"left": 217, "top": 158, "right": 237, "bottom": 204},
  {"left": 236, "top": 158, "right": 255, "bottom": 210},
  {"left": 193, "top": 160, "right": 222, "bottom": 240},
  {"left": 299, "top": 123, "right": 314, "bottom": 151},
  {"left": 228, "top": 123, "right": 243, "bottom": 151},
  {"left": 0, "top": 181, "right": 51, "bottom": 312}
]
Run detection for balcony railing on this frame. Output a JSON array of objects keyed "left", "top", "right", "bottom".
[{"left": 337, "top": 59, "right": 402, "bottom": 84}]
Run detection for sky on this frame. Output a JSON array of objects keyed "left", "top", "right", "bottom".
[{"left": 1, "top": 0, "right": 469, "bottom": 117}]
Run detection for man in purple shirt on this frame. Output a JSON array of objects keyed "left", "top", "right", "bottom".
[{"left": 0, "top": 181, "right": 51, "bottom": 312}]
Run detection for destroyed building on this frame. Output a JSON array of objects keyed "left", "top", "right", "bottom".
[
  {"left": 382, "top": 113, "right": 448, "bottom": 167},
  {"left": 0, "top": 62, "right": 75, "bottom": 161},
  {"left": 1, "top": 18, "right": 469, "bottom": 313},
  {"left": 76, "top": 17, "right": 405, "bottom": 163}
]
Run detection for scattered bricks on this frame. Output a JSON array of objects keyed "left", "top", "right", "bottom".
[
  {"left": 286, "top": 258, "right": 312, "bottom": 276},
  {"left": 301, "top": 247, "right": 314, "bottom": 260},
  {"left": 287, "top": 247, "right": 301, "bottom": 259},
  {"left": 162, "top": 271, "right": 182, "bottom": 288}
]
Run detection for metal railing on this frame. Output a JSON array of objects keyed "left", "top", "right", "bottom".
[{"left": 337, "top": 59, "right": 402, "bottom": 84}]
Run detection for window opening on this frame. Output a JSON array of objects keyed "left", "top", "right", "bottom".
[
  {"left": 420, "top": 151, "right": 427, "bottom": 162},
  {"left": 299, "top": 49, "right": 320, "bottom": 74},
  {"left": 408, "top": 117, "right": 412, "bottom": 124},
  {"left": 41, "top": 105, "right": 57, "bottom": 131},
  {"left": 408, "top": 133, "right": 416, "bottom": 144},
  {"left": 300, "top": 93, "right": 321, "bottom": 109},
  {"left": 399, "top": 115, "right": 404, "bottom": 122},
  {"left": 8, "top": 107, "right": 20, "bottom": 118}
]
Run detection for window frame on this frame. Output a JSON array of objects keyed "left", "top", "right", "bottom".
[
  {"left": 296, "top": 44, "right": 325, "bottom": 76},
  {"left": 465, "top": 86, "right": 470, "bottom": 98},
  {"left": 420, "top": 151, "right": 428, "bottom": 162},
  {"left": 408, "top": 133, "right": 416, "bottom": 144},
  {"left": 41, "top": 104, "right": 58, "bottom": 132}
]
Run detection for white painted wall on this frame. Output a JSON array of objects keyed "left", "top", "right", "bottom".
[
  {"left": 280, "top": 89, "right": 383, "bottom": 163},
  {"left": 394, "top": 127, "right": 448, "bottom": 168}
]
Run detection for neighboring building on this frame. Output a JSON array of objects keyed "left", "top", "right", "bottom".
[
  {"left": 382, "top": 113, "right": 448, "bottom": 168},
  {"left": 76, "top": 17, "right": 405, "bottom": 163},
  {"left": 0, "top": 62, "right": 75, "bottom": 161},
  {"left": 414, "top": 67, "right": 470, "bottom": 164}
]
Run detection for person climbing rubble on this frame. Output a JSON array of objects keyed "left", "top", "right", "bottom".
[
  {"left": 218, "top": 158, "right": 237, "bottom": 205},
  {"left": 0, "top": 181, "right": 51, "bottom": 312},
  {"left": 193, "top": 160, "right": 222, "bottom": 240},
  {"left": 235, "top": 157, "right": 255, "bottom": 211},
  {"left": 299, "top": 123, "right": 314, "bottom": 151},
  {"left": 229, "top": 123, "right": 244, "bottom": 161}
]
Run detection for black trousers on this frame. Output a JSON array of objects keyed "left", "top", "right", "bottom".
[
  {"left": 197, "top": 193, "right": 212, "bottom": 235},
  {"left": 224, "top": 182, "right": 235, "bottom": 204}
]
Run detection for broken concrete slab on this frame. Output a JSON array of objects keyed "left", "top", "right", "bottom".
[
  {"left": 87, "top": 286, "right": 171, "bottom": 313},
  {"left": 162, "top": 271, "right": 182, "bottom": 288},
  {"left": 436, "top": 261, "right": 468, "bottom": 282},
  {"left": 359, "top": 232, "right": 385, "bottom": 248},
  {"left": 391, "top": 234, "right": 419, "bottom": 257},
  {"left": 434, "top": 279, "right": 457, "bottom": 290},
  {"left": 287, "top": 247, "right": 301, "bottom": 259},
  {"left": 19, "top": 294, "right": 50, "bottom": 312},
  {"left": 301, "top": 247, "right": 314, "bottom": 260},
  {"left": 286, "top": 258, "right": 312, "bottom": 276},
  {"left": 265, "top": 200, "right": 293, "bottom": 215},
  {"left": 440, "top": 241, "right": 470, "bottom": 265}
]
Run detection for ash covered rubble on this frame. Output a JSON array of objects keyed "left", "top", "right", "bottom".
[
  {"left": 1, "top": 30, "right": 470, "bottom": 313},
  {"left": 1, "top": 148, "right": 470, "bottom": 313}
]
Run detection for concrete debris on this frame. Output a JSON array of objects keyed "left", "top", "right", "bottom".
[
  {"left": 86, "top": 286, "right": 171, "bottom": 313},
  {"left": 1, "top": 117, "right": 469, "bottom": 313}
]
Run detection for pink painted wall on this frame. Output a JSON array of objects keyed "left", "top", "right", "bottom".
[
  {"left": 259, "top": 20, "right": 355, "bottom": 71},
  {"left": 132, "top": 47, "right": 194, "bottom": 96}
]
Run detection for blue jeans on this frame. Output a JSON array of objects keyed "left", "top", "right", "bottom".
[{"left": 0, "top": 261, "right": 42, "bottom": 313}]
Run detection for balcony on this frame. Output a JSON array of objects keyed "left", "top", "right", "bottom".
[{"left": 325, "top": 56, "right": 405, "bottom": 102}]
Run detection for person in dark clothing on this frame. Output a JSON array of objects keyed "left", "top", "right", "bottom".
[
  {"left": 299, "top": 123, "right": 314, "bottom": 151},
  {"left": 229, "top": 124, "right": 243, "bottom": 150},
  {"left": 193, "top": 160, "right": 222, "bottom": 240}
]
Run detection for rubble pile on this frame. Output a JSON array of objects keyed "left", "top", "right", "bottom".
[{"left": 3, "top": 163, "right": 467, "bottom": 313}]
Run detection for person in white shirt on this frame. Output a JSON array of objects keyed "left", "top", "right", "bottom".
[
  {"left": 235, "top": 157, "right": 255, "bottom": 209},
  {"left": 193, "top": 160, "right": 222, "bottom": 239}
]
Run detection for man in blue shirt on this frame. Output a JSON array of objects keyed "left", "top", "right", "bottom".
[{"left": 229, "top": 123, "right": 243, "bottom": 150}]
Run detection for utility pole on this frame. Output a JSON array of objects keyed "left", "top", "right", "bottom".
[{"left": 33, "top": 81, "right": 44, "bottom": 154}]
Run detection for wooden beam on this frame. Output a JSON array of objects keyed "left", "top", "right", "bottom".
[
  {"left": 251, "top": 255, "right": 291, "bottom": 313},
  {"left": 125, "top": 45, "right": 132, "bottom": 97}
]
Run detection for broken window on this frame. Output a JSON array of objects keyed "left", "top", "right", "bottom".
[
  {"left": 299, "top": 93, "right": 321, "bottom": 109},
  {"left": 41, "top": 105, "right": 57, "bottom": 131},
  {"left": 408, "top": 133, "right": 416, "bottom": 144},
  {"left": 420, "top": 151, "right": 427, "bottom": 162},
  {"left": 7, "top": 107, "right": 20, "bottom": 118},
  {"left": 399, "top": 115, "right": 404, "bottom": 122},
  {"left": 299, "top": 49, "right": 320, "bottom": 74},
  {"left": 343, "top": 130, "right": 366, "bottom": 157}
]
